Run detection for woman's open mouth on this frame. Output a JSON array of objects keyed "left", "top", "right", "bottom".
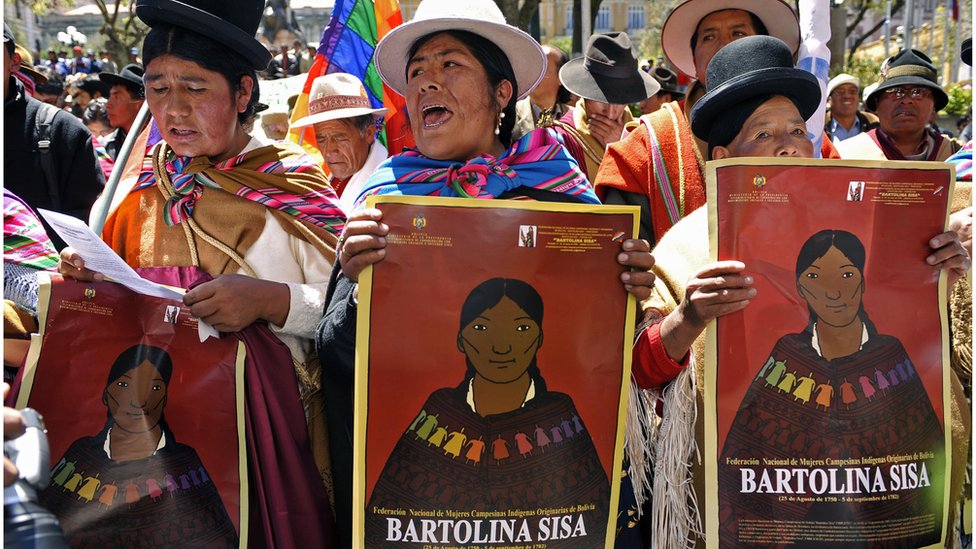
[{"left": 421, "top": 104, "right": 452, "bottom": 128}]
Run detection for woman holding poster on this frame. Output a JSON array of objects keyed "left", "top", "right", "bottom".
[
  {"left": 56, "top": 0, "right": 341, "bottom": 545},
  {"left": 315, "top": 0, "right": 655, "bottom": 542},
  {"left": 629, "top": 36, "right": 970, "bottom": 548}
]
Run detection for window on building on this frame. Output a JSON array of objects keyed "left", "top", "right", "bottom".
[
  {"left": 627, "top": 5, "right": 645, "bottom": 32},
  {"left": 595, "top": 5, "right": 611, "bottom": 32},
  {"left": 565, "top": 4, "right": 574, "bottom": 34}
]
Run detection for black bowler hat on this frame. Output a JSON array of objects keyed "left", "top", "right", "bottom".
[
  {"left": 865, "top": 48, "right": 947, "bottom": 111},
  {"left": 647, "top": 66, "right": 685, "bottom": 100},
  {"left": 962, "top": 38, "right": 971, "bottom": 67},
  {"left": 691, "top": 35, "right": 820, "bottom": 150},
  {"left": 99, "top": 64, "right": 145, "bottom": 96},
  {"left": 559, "top": 32, "right": 660, "bottom": 104},
  {"left": 135, "top": 0, "right": 271, "bottom": 70}
]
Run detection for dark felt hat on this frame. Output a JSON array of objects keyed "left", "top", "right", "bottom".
[
  {"left": 78, "top": 75, "right": 112, "bottom": 97},
  {"left": 135, "top": 0, "right": 271, "bottom": 70},
  {"left": 962, "top": 38, "right": 971, "bottom": 67},
  {"left": 99, "top": 64, "right": 145, "bottom": 95},
  {"left": 647, "top": 65, "right": 685, "bottom": 99},
  {"left": 559, "top": 32, "right": 660, "bottom": 104},
  {"left": 691, "top": 35, "right": 820, "bottom": 144},
  {"left": 865, "top": 48, "right": 947, "bottom": 111},
  {"left": 3, "top": 23, "right": 13, "bottom": 44}
]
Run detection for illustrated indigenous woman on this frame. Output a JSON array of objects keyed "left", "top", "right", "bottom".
[
  {"left": 718, "top": 230, "right": 946, "bottom": 547},
  {"left": 39, "top": 344, "right": 238, "bottom": 548},
  {"left": 315, "top": 0, "right": 655, "bottom": 544},
  {"left": 366, "top": 279, "right": 610, "bottom": 543},
  {"left": 58, "top": 0, "right": 340, "bottom": 545}
]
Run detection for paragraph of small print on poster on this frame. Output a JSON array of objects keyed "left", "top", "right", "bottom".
[
  {"left": 16, "top": 275, "right": 247, "bottom": 548},
  {"left": 354, "top": 196, "right": 638, "bottom": 548},
  {"left": 705, "top": 158, "right": 953, "bottom": 548}
]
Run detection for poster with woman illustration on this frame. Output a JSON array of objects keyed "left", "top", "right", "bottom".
[
  {"left": 355, "top": 196, "right": 638, "bottom": 548},
  {"left": 15, "top": 275, "right": 247, "bottom": 548},
  {"left": 705, "top": 158, "right": 953, "bottom": 548}
]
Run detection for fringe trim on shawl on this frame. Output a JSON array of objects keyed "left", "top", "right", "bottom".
[
  {"left": 625, "top": 379, "right": 660, "bottom": 514},
  {"left": 651, "top": 359, "right": 703, "bottom": 548}
]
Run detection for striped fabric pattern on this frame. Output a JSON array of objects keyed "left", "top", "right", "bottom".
[
  {"left": 947, "top": 141, "right": 972, "bottom": 182},
  {"left": 133, "top": 144, "right": 346, "bottom": 235},
  {"left": 3, "top": 189, "right": 59, "bottom": 271},
  {"left": 355, "top": 129, "right": 600, "bottom": 207}
]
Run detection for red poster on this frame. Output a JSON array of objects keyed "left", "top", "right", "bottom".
[
  {"left": 354, "top": 196, "right": 638, "bottom": 548},
  {"left": 16, "top": 276, "right": 247, "bottom": 548},
  {"left": 705, "top": 159, "right": 953, "bottom": 548}
]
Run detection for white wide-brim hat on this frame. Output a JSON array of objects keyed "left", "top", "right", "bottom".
[
  {"left": 373, "top": 0, "right": 545, "bottom": 100},
  {"left": 826, "top": 73, "right": 860, "bottom": 97},
  {"left": 661, "top": 0, "right": 800, "bottom": 79},
  {"left": 291, "top": 72, "right": 388, "bottom": 128}
]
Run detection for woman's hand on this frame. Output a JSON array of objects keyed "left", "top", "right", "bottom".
[
  {"left": 618, "top": 239, "right": 655, "bottom": 301},
  {"left": 339, "top": 208, "right": 389, "bottom": 282},
  {"left": 927, "top": 230, "right": 971, "bottom": 287},
  {"left": 58, "top": 247, "right": 104, "bottom": 281},
  {"left": 660, "top": 261, "right": 755, "bottom": 362},
  {"left": 183, "top": 275, "right": 290, "bottom": 332}
]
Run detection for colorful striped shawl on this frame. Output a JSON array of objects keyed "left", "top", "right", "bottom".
[
  {"left": 3, "top": 189, "right": 59, "bottom": 271},
  {"left": 947, "top": 140, "right": 972, "bottom": 182},
  {"left": 133, "top": 142, "right": 346, "bottom": 236},
  {"left": 354, "top": 128, "right": 600, "bottom": 208}
]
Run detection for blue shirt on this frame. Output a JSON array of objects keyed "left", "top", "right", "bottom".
[{"left": 829, "top": 115, "right": 863, "bottom": 143}]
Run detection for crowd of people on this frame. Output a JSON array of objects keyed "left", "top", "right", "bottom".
[{"left": 2, "top": 0, "right": 973, "bottom": 547}]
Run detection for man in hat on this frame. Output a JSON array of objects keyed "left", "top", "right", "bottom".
[
  {"left": 837, "top": 49, "right": 961, "bottom": 161},
  {"left": 98, "top": 63, "right": 145, "bottom": 160},
  {"left": 511, "top": 44, "right": 571, "bottom": 141},
  {"left": 291, "top": 72, "right": 389, "bottom": 213},
  {"left": 823, "top": 73, "right": 878, "bottom": 143},
  {"left": 3, "top": 23, "right": 105, "bottom": 247},
  {"left": 594, "top": 0, "right": 801, "bottom": 245},
  {"left": 550, "top": 32, "right": 659, "bottom": 178},
  {"left": 68, "top": 75, "right": 108, "bottom": 119},
  {"left": 12, "top": 44, "right": 49, "bottom": 98},
  {"left": 638, "top": 65, "right": 685, "bottom": 115},
  {"left": 67, "top": 45, "right": 91, "bottom": 74}
]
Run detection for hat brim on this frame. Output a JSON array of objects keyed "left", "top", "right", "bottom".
[
  {"left": 19, "top": 66, "right": 48, "bottom": 85},
  {"left": 691, "top": 67, "right": 821, "bottom": 139},
  {"left": 559, "top": 58, "right": 660, "bottom": 104},
  {"left": 662, "top": 0, "right": 800, "bottom": 79},
  {"left": 826, "top": 74, "right": 859, "bottom": 97},
  {"left": 136, "top": 0, "right": 272, "bottom": 70},
  {"left": 658, "top": 84, "right": 685, "bottom": 100},
  {"left": 866, "top": 77, "right": 948, "bottom": 111},
  {"left": 99, "top": 71, "right": 143, "bottom": 91},
  {"left": 291, "top": 107, "right": 389, "bottom": 128},
  {"left": 374, "top": 18, "right": 545, "bottom": 100}
]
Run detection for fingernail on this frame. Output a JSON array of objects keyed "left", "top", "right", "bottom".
[
  {"left": 748, "top": 288, "right": 757, "bottom": 297},
  {"left": 618, "top": 253, "right": 628, "bottom": 262},
  {"left": 621, "top": 272, "right": 631, "bottom": 282},
  {"left": 622, "top": 240, "right": 634, "bottom": 250},
  {"left": 744, "top": 276, "right": 753, "bottom": 284}
]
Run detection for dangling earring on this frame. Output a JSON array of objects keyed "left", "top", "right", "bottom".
[{"left": 494, "top": 111, "right": 505, "bottom": 135}]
